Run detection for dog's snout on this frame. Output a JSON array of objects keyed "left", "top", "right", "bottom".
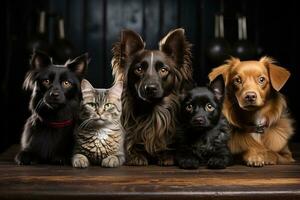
[
  {"left": 144, "top": 84, "right": 158, "bottom": 93},
  {"left": 244, "top": 92, "right": 257, "bottom": 102},
  {"left": 193, "top": 116, "right": 206, "bottom": 125},
  {"left": 50, "top": 90, "right": 60, "bottom": 97}
]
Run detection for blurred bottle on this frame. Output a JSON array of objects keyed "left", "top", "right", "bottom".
[
  {"left": 231, "top": 15, "right": 256, "bottom": 60},
  {"left": 51, "top": 17, "right": 75, "bottom": 64},
  {"left": 27, "top": 11, "right": 50, "bottom": 54},
  {"left": 207, "top": 13, "right": 231, "bottom": 66}
]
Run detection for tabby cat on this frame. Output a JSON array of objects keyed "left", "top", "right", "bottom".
[{"left": 72, "top": 79, "right": 125, "bottom": 168}]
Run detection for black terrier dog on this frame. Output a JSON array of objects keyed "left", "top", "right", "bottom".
[
  {"left": 175, "top": 75, "right": 232, "bottom": 169},
  {"left": 15, "top": 51, "right": 88, "bottom": 165}
]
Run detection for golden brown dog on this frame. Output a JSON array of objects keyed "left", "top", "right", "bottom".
[{"left": 209, "top": 56, "right": 295, "bottom": 167}]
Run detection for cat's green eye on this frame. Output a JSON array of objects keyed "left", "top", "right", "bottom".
[
  {"left": 205, "top": 103, "right": 215, "bottom": 112},
  {"left": 104, "top": 103, "right": 114, "bottom": 110},
  {"left": 87, "top": 102, "right": 97, "bottom": 108}
]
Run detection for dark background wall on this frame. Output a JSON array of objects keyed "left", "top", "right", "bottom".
[{"left": 1, "top": 0, "right": 299, "bottom": 152}]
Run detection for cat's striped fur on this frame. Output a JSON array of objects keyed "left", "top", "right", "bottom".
[{"left": 72, "top": 79, "right": 125, "bottom": 168}]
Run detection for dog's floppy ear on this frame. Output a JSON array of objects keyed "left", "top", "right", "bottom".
[
  {"left": 121, "top": 29, "right": 145, "bottom": 57},
  {"left": 159, "top": 28, "right": 188, "bottom": 66},
  {"left": 260, "top": 56, "right": 290, "bottom": 91},
  {"left": 66, "top": 53, "right": 89, "bottom": 78},
  {"left": 208, "top": 57, "right": 240, "bottom": 84},
  {"left": 210, "top": 75, "right": 225, "bottom": 102},
  {"left": 30, "top": 50, "right": 52, "bottom": 70}
]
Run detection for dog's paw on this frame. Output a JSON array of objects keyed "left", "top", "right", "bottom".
[
  {"left": 72, "top": 154, "right": 90, "bottom": 168},
  {"left": 126, "top": 154, "right": 148, "bottom": 166},
  {"left": 245, "top": 153, "right": 265, "bottom": 167},
  {"left": 207, "top": 157, "right": 227, "bottom": 169},
  {"left": 178, "top": 158, "right": 200, "bottom": 169},
  {"left": 102, "top": 155, "right": 121, "bottom": 168},
  {"left": 15, "top": 151, "right": 33, "bottom": 165},
  {"left": 157, "top": 154, "right": 174, "bottom": 166}
]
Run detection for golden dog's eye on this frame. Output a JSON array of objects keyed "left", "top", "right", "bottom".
[
  {"left": 234, "top": 77, "right": 242, "bottom": 85},
  {"left": 42, "top": 79, "right": 50, "bottom": 86},
  {"left": 62, "top": 81, "right": 72, "bottom": 88},
  {"left": 160, "top": 67, "right": 169, "bottom": 75},
  {"left": 186, "top": 104, "right": 193, "bottom": 112},
  {"left": 205, "top": 103, "right": 215, "bottom": 112},
  {"left": 258, "top": 76, "right": 266, "bottom": 85}
]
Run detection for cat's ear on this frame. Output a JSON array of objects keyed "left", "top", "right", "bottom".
[
  {"left": 108, "top": 81, "right": 123, "bottom": 98},
  {"left": 30, "top": 50, "right": 52, "bottom": 70},
  {"left": 210, "top": 75, "right": 225, "bottom": 102},
  {"left": 66, "top": 53, "right": 89, "bottom": 78},
  {"left": 81, "top": 79, "right": 94, "bottom": 98}
]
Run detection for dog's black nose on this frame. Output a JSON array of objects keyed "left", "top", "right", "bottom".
[
  {"left": 245, "top": 92, "right": 257, "bottom": 102},
  {"left": 194, "top": 117, "right": 206, "bottom": 125},
  {"left": 50, "top": 90, "right": 60, "bottom": 97},
  {"left": 144, "top": 84, "right": 158, "bottom": 94}
]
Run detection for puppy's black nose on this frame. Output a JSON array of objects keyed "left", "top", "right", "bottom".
[
  {"left": 145, "top": 84, "right": 158, "bottom": 94},
  {"left": 194, "top": 117, "right": 206, "bottom": 125},
  {"left": 50, "top": 90, "right": 60, "bottom": 97},
  {"left": 245, "top": 92, "right": 257, "bottom": 102}
]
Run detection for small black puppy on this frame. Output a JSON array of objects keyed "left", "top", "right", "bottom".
[
  {"left": 175, "top": 76, "right": 232, "bottom": 169},
  {"left": 15, "top": 51, "right": 88, "bottom": 165}
]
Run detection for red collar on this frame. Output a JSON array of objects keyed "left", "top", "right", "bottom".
[{"left": 42, "top": 119, "right": 74, "bottom": 128}]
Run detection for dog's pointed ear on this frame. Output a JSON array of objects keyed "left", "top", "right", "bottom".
[
  {"left": 210, "top": 75, "right": 225, "bottom": 102},
  {"left": 30, "top": 50, "right": 52, "bottom": 70},
  {"left": 260, "top": 56, "right": 290, "bottom": 91},
  {"left": 208, "top": 57, "right": 240, "bottom": 84},
  {"left": 159, "top": 28, "right": 187, "bottom": 65},
  {"left": 66, "top": 53, "right": 89, "bottom": 78},
  {"left": 121, "top": 29, "right": 145, "bottom": 57}
]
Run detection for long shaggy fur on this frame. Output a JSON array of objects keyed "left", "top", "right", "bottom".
[{"left": 112, "top": 29, "right": 193, "bottom": 165}]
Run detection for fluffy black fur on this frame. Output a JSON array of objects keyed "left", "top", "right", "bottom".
[
  {"left": 175, "top": 76, "right": 232, "bottom": 169},
  {"left": 15, "top": 51, "right": 88, "bottom": 165}
]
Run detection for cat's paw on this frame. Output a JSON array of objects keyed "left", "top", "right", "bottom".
[
  {"left": 178, "top": 157, "right": 200, "bottom": 169},
  {"left": 102, "top": 155, "right": 122, "bottom": 168},
  {"left": 15, "top": 151, "right": 33, "bottom": 165},
  {"left": 126, "top": 153, "right": 148, "bottom": 166},
  {"left": 207, "top": 157, "right": 228, "bottom": 169},
  {"left": 72, "top": 154, "right": 90, "bottom": 168}
]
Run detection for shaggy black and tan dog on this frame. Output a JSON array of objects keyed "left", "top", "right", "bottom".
[{"left": 111, "top": 28, "right": 194, "bottom": 165}]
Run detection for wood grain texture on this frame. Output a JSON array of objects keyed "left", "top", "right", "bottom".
[{"left": 0, "top": 145, "right": 300, "bottom": 200}]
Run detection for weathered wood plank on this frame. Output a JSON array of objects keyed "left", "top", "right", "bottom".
[{"left": 1, "top": 145, "right": 300, "bottom": 200}]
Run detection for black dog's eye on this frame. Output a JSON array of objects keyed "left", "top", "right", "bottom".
[
  {"left": 160, "top": 67, "right": 169, "bottom": 76},
  {"left": 185, "top": 104, "right": 193, "bottom": 112},
  {"left": 205, "top": 103, "right": 215, "bottom": 112},
  {"left": 62, "top": 81, "right": 72, "bottom": 88},
  {"left": 134, "top": 65, "right": 143, "bottom": 75},
  {"left": 233, "top": 76, "right": 242, "bottom": 85},
  {"left": 42, "top": 79, "right": 50, "bottom": 86},
  {"left": 258, "top": 76, "right": 266, "bottom": 85}
]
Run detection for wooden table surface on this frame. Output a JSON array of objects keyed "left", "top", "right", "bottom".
[{"left": 0, "top": 145, "right": 300, "bottom": 200}]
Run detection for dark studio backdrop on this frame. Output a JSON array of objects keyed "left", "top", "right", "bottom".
[{"left": 1, "top": 0, "right": 299, "bottom": 153}]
